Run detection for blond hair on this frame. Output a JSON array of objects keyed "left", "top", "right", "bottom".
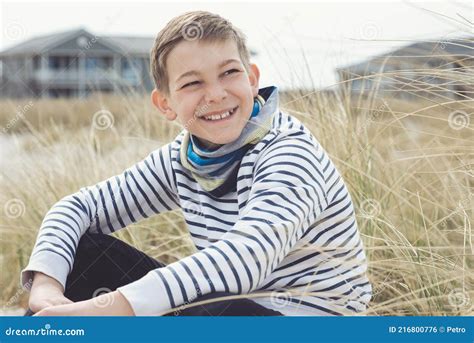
[{"left": 150, "top": 11, "right": 251, "bottom": 94}]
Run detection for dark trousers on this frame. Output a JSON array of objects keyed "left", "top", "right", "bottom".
[{"left": 24, "top": 232, "right": 282, "bottom": 316}]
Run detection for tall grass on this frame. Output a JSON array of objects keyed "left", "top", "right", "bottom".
[{"left": 0, "top": 49, "right": 472, "bottom": 315}]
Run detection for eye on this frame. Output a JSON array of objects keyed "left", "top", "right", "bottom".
[
  {"left": 223, "top": 69, "right": 240, "bottom": 76},
  {"left": 181, "top": 80, "right": 201, "bottom": 89}
]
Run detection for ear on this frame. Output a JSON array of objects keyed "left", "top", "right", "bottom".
[
  {"left": 248, "top": 63, "right": 260, "bottom": 97},
  {"left": 151, "top": 88, "right": 177, "bottom": 121}
]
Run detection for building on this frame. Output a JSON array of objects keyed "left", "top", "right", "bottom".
[
  {"left": 0, "top": 28, "right": 155, "bottom": 98},
  {"left": 337, "top": 37, "right": 474, "bottom": 100}
]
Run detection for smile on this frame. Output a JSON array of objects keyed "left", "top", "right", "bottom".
[{"left": 200, "top": 106, "right": 238, "bottom": 122}]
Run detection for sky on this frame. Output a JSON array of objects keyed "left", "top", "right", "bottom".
[{"left": 1, "top": 0, "right": 472, "bottom": 89}]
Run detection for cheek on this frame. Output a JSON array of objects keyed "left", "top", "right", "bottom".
[
  {"left": 175, "top": 94, "right": 199, "bottom": 115},
  {"left": 243, "top": 89, "right": 256, "bottom": 111},
  {"left": 228, "top": 81, "right": 254, "bottom": 105}
]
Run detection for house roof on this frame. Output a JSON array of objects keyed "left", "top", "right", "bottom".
[
  {"left": 104, "top": 36, "right": 155, "bottom": 55},
  {"left": 337, "top": 36, "right": 474, "bottom": 72},
  {"left": 0, "top": 28, "right": 83, "bottom": 56},
  {"left": 0, "top": 28, "right": 154, "bottom": 57},
  {"left": 0, "top": 27, "right": 258, "bottom": 58}
]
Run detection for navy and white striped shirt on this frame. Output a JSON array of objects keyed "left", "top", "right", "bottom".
[{"left": 21, "top": 109, "right": 372, "bottom": 316}]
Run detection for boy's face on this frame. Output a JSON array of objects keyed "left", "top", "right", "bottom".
[{"left": 151, "top": 39, "right": 260, "bottom": 149}]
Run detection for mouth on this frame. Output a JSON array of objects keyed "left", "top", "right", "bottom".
[{"left": 198, "top": 106, "right": 238, "bottom": 123}]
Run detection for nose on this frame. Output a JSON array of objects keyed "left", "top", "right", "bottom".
[{"left": 204, "top": 83, "right": 227, "bottom": 104}]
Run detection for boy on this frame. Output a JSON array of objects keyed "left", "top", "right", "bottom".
[{"left": 22, "top": 11, "right": 372, "bottom": 316}]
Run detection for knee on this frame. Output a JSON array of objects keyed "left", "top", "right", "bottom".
[
  {"left": 76, "top": 232, "right": 113, "bottom": 256},
  {"left": 68, "top": 233, "right": 116, "bottom": 282}
]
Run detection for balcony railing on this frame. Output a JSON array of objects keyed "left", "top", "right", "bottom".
[{"left": 33, "top": 68, "right": 141, "bottom": 86}]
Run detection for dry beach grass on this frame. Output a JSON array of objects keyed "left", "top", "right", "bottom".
[{"left": 0, "top": 55, "right": 472, "bottom": 316}]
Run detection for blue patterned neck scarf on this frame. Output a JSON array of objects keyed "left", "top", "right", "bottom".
[{"left": 178, "top": 86, "right": 279, "bottom": 197}]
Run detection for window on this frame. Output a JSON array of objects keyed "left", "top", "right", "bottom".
[
  {"left": 121, "top": 57, "right": 141, "bottom": 83},
  {"left": 85, "top": 57, "right": 112, "bottom": 71},
  {"left": 48, "top": 56, "right": 74, "bottom": 70}
]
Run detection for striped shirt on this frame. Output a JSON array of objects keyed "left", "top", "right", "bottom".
[{"left": 21, "top": 110, "right": 372, "bottom": 316}]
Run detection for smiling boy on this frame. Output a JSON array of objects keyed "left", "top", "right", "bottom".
[
  {"left": 154, "top": 38, "right": 260, "bottom": 148},
  {"left": 22, "top": 11, "right": 372, "bottom": 316}
]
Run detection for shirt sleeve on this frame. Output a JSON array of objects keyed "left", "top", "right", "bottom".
[
  {"left": 20, "top": 143, "right": 180, "bottom": 292},
  {"left": 117, "top": 131, "right": 329, "bottom": 316}
]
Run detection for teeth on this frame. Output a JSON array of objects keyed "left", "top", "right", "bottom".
[{"left": 203, "top": 109, "right": 233, "bottom": 121}]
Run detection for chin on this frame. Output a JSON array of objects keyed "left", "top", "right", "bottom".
[{"left": 218, "top": 132, "right": 242, "bottom": 145}]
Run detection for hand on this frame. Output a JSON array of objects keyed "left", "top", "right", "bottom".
[
  {"left": 29, "top": 272, "right": 73, "bottom": 313},
  {"left": 33, "top": 290, "right": 135, "bottom": 316}
]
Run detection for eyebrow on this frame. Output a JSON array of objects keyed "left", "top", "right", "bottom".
[{"left": 175, "top": 59, "right": 241, "bottom": 83}]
